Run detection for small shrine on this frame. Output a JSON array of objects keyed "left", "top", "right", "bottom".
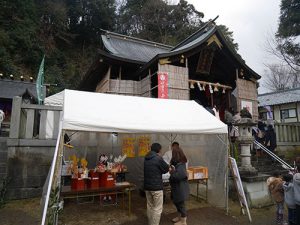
[{"left": 79, "top": 19, "right": 260, "bottom": 122}]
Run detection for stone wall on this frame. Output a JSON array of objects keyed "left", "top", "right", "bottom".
[
  {"left": 0, "top": 137, "right": 8, "bottom": 182},
  {"left": 5, "top": 140, "right": 55, "bottom": 199}
]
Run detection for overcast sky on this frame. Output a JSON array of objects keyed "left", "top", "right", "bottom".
[{"left": 187, "top": 0, "right": 282, "bottom": 93}]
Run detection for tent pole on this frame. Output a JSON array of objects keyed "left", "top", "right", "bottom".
[
  {"left": 226, "top": 146, "right": 229, "bottom": 214},
  {"left": 217, "top": 134, "right": 229, "bottom": 213},
  {"left": 41, "top": 127, "right": 63, "bottom": 225}
]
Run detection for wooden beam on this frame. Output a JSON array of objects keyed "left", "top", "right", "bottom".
[{"left": 21, "top": 104, "right": 62, "bottom": 111}]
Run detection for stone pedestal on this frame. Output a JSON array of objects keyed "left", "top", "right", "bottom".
[
  {"left": 235, "top": 118, "right": 257, "bottom": 176},
  {"left": 229, "top": 173, "right": 274, "bottom": 208}
]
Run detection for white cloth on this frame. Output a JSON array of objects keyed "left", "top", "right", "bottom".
[
  {"left": 213, "top": 107, "right": 220, "bottom": 120},
  {"left": 0, "top": 110, "right": 4, "bottom": 123},
  {"left": 0, "top": 110, "right": 4, "bottom": 129},
  {"left": 230, "top": 126, "right": 239, "bottom": 137},
  {"left": 163, "top": 150, "right": 172, "bottom": 164},
  {"left": 162, "top": 150, "right": 189, "bottom": 169}
]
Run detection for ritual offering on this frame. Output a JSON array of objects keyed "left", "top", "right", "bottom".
[
  {"left": 76, "top": 178, "right": 85, "bottom": 191},
  {"left": 80, "top": 158, "right": 89, "bottom": 179},
  {"left": 69, "top": 155, "right": 90, "bottom": 190},
  {"left": 67, "top": 152, "right": 128, "bottom": 190},
  {"left": 99, "top": 172, "right": 115, "bottom": 187},
  {"left": 96, "top": 154, "right": 108, "bottom": 173},
  {"left": 111, "top": 154, "right": 127, "bottom": 173},
  {"left": 69, "top": 154, "right": 79, "bottom": 178}
]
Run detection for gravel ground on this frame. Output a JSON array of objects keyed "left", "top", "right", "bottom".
[{"left": 0, "top": 192, "right": 283, "bottom": 225}]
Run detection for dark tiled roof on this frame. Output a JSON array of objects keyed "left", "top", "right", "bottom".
[
  {"left": 101, "top": 31, "right": 172, "bottom": 63},
  {"left": 80, "top": 21, "right": 261, "bottom": 91},
  {"left": 0, "top": 79, "right": 44, "bottom": 99},
  {"left": 171, "top": 25, "right": 216, "bottom": 53},
  {"left": 258, "top": 88, "right": 300, "bottom": 106},
  {"left": 134, "top": 23, "right": 260, "bottom": 80}
]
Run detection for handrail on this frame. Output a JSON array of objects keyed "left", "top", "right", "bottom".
[{"left": 253, "top": 140, "right": 293, "bottom": 170}]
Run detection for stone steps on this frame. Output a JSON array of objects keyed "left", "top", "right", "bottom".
[
  {"left": 251, "top": 154, "right": 290, "bottom": 175},
  {"left": 237, "top": 153, "right": 291, "bottom": 176}
]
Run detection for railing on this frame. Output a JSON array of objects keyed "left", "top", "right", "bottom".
[
  {"left": 253, "top": 140, "right": 293, "bottom": 170},
  {"left": 10, "top": 97, "right": 62, "bottom": 140},
  {"left": 275, "top": 122, "right": 300, "bottom": 145}
]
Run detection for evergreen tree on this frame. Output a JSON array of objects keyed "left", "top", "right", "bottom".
[
  {"left": 276, "top": 0, "right": 300, "bottom": 70},
  {"left": 0, "top": 0, "right": 239, "bottom": 94},
  {"left": 277, "top": 0, "right": 300, "bottom": 38}
]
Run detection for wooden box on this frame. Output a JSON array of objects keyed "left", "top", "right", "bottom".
[
  {"left": 188, "top": 166, "right": 208, "bottom": 179},
  {"left": 187, "top": 169, "right": 193, "bottom": 180}
]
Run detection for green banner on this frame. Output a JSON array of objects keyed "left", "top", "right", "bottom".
[{"left": 36, "top": 55, "right": 45, "bottom": 105}]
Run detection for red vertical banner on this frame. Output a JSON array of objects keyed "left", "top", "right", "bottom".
[{"left": 157, "top": 72, "right": 168, "bottom": 99}]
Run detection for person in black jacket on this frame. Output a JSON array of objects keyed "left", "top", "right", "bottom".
[
  {"left": 265, "top": 125, "right": 277, "bottom": 152},
  {"left": 144, "top": 143, "right": 170, "bottom": 225},
  {"left": 169, "top": 146, "right": 190, "bottom": 225}
]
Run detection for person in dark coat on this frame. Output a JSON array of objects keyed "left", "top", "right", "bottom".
[
  {"left": 169, "top": 146, "right": 189, "bottom": 225},
  {"left": 144, "top": 143, "right": 170, "bottom": 225},
  {"left": 264, "top": 125, "right": 277, "bottom": 152}
]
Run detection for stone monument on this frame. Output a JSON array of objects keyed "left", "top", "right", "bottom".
[
  {"left": 231, "top": 110, "right": 272, "bottom": 208},
  {"left": 235, "top": 117, "right": 258, "bottom": 176}
]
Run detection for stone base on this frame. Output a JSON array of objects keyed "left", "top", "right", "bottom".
[
  {"left": 239, "top": 166, "right": 258, "bottom": 177},
  {"left": 241, "top": 174, "right": 273, "bottom": 208}
]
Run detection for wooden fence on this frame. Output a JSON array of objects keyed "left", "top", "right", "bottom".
[
  {"left": 275, "top": 122, "right": 300, "bottom": 145},
  {"left": 10, "top": 96, "right": 62, "bottom": 140}
]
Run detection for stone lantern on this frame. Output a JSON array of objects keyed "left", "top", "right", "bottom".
[{"left": 235, "top": 117, "right": 258, "bottom": 176}]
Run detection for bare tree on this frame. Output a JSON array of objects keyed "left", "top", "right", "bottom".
[
  {"left": 265, "top": 34, "right": 300, "bottom": 73},
  {"left": 263, "top": 64, "right": 299, "bottom": 91}
]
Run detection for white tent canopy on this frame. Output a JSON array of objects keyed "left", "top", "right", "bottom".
[
  {"left": 62, "top": 89, "right": 227, "bottom": 134},
  {"left": 44, "top": 91, "right": 64, "bottom": 106}
]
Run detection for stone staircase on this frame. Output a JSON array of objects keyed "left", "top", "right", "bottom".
[{"left": 250, "top": 153, "right": 291, "bottom": 176}]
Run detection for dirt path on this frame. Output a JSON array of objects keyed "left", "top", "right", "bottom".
[{"left": 0, "top": 193, "right": 280, "bottom": 225}]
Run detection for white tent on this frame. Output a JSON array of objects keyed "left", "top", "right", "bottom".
[
  {"left": 42, "top": 89, "right": 229, "bottom": 225},
  {"left": 63, "top": 90, "right": 227, "bottom": 134},
  {"left": 44, "top": 91, "right": 64, "bottom": 106}
]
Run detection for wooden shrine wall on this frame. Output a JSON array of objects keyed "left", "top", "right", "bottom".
[
  {"left": 236, "top": 78, "right": 258, "bottom": 120},
  {"left": 158, "top": 64, "right": 189, "bottom": 100}
]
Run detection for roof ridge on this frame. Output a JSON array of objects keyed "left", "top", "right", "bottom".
[
  {"left": 171, "top": 16, "right": 219, "bottom": 50},
  {"left": 0, "top": 79, "right": 36, "bottom": 85},
  {"left": 100, "top": 29, "right": 173, "bottom": 49},
  {"left": 258, "top": 87, "right": 300, "bottom": 96}
]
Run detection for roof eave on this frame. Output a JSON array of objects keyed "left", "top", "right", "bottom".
[
  {"left": 79, "top": 50, "right": 145, "bottom": 90},
  {"left": 215, "top": 29, "right": 261, "bottom": 80},
  {"left": 134, "top": 27, "right": 261, "bottom": 80},
  {"left": 97, "top": 49, "right": 146, "bottom": 65},
  {"left": 101, "top": 29, "right": 173, "bottom": 50},
  {"left": 133, "top": 28, "right": 217, "bottom": 78},
  {"left": 258, "top": 100, "right": 299, "bottom": 107}
]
